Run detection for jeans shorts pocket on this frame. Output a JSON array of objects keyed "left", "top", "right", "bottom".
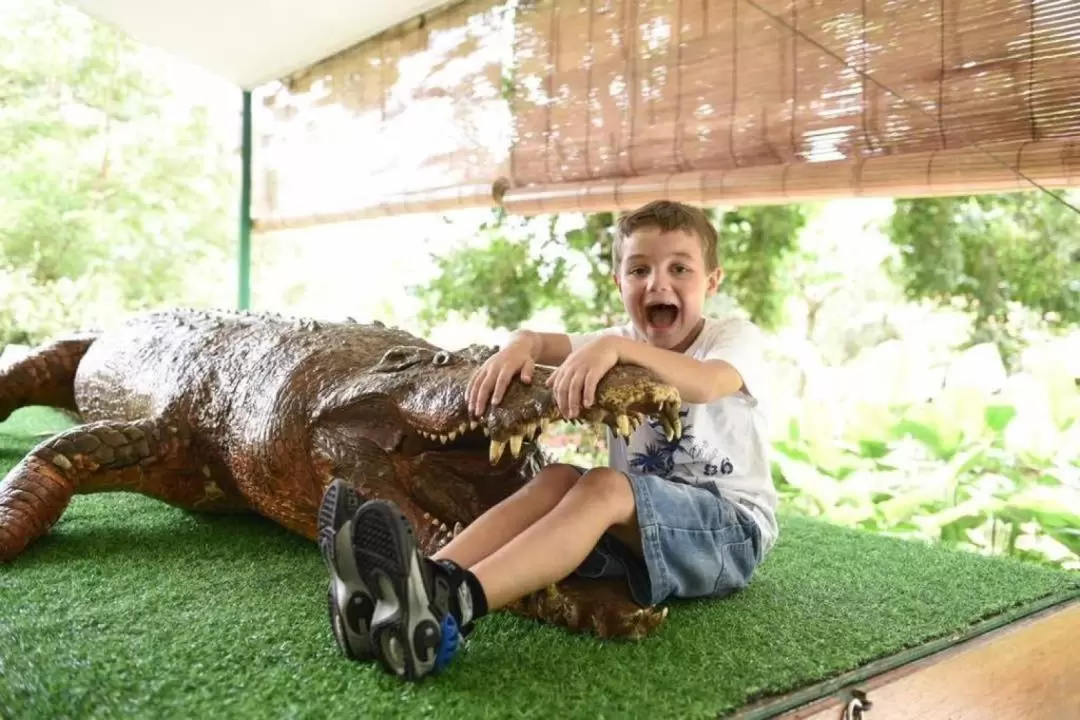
[{"left": 713, "top": 537, "right": 759, "bottom": 596}]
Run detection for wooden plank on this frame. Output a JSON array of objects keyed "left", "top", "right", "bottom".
[{"left": 778, "top": 600, "right": 1080, "bottom": 720}]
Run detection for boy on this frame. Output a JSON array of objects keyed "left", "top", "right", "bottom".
[{"left": 317, "top": 200, "right": 778, "bottom": 681}]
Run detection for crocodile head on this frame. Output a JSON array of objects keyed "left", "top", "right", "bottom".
[
  {"left": 310, "top": 338, "right": 683, "bottom": 531},
  {"left": 345, "top": 342, "right": 680, "bottom": 459}
]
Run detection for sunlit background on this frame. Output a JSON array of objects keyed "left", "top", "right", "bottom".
[{"left": 2, "top": 0, "right": 1077, "bottom": 572}]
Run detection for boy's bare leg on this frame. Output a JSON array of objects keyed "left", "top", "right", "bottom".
[
  {"left": 470, "top": 467, "right": 639, "bottom": 610},
  {"left": 433, "top": 463, "right": 581, "bottom": 568}
]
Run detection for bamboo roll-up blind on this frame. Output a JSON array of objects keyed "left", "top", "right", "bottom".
[
  {"left": 501, "top": 138, "right": 1079, "bottom": 213},
  {"left": 250, "top": 0, "right": 512, "bottom": 225},
  {"left": 251, "top": 0, "right": 1080, "bottom": 229},
  {"left": 252, "top": 184, "right": 506, "bottom": 232},
  {"left": 507, "top": 0, "right": 1080, "bottom": 185}
]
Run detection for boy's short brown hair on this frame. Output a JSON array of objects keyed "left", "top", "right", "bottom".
[{"left": 611, "top": 200, "right": 720, "bottom": 272}]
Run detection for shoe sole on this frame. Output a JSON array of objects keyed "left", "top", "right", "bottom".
[
  {"left": 351, "top": 499, "right": 447, "bottom": 681},
  {"left": 317, "top": 480, "right": 375, "bottom": 660}
]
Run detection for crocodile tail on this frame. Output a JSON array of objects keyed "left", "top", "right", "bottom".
[
  {"left": 0, "top": 418, "right": 186, "bottom": 562},
  {"left": 0, "top": 332, "right": 97, "bottom": 423}
]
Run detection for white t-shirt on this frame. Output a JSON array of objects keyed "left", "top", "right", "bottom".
[{"left": 567, "top": 315, "right": 779, "bottom": 554}]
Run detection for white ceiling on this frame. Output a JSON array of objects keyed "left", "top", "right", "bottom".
[{"left": 66, "top": 0, "right": 457, "bottom": 89}]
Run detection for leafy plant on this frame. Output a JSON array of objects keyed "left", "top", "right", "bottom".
[
  {"left": 410, "top": 203, "right": 811, "bottom": 335},
  {"left": 884, "top": 192, "right": 1080, "bottom": 368},
  {"left": 0, "top": 0, "right": 235, "bottom": 344},
  {"left": 772, "top": 375, "right": 1080, "bottom": 569}
]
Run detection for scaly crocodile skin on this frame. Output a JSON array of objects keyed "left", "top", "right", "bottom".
[{"left": 0, "top": 308, "right": 682, "bottom": 639}]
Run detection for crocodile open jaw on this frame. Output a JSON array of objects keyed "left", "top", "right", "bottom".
[{"left": 416, "top": 396, "right": 684, "bottom": 465}]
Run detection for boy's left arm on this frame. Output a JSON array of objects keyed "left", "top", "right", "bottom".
[
  {"left": 608, "top": 338, "right": 747, "bottom": 405},
  {"left": 548, "top": 320, "right": 765, "bottom": 417}
]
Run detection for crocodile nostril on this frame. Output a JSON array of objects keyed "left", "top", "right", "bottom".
[{"left": 433, "top": 351, "right": 452, "bottom": 366}]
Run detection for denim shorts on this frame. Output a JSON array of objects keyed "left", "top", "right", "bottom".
[{"left": 571, "top": 468, "right": 764, "bottom": 607}]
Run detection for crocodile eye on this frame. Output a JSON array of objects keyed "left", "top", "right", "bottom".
[
  {"left": 432, "top": 351, "right": 452, "bottom": 366},
  {"left": 381, "top": 348, "right": 411, "bottom": 363},
  {"left": 374, "top": 346, "right": 426, "bottom": 373}
]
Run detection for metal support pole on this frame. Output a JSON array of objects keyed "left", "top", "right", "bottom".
[{"left": 237, "top": 90, "right": 253, "bottom": 310}]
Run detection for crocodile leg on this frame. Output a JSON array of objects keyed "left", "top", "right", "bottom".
[
  {"left": 0, "top": 333, "right": 97, "bottom": 423},
  {"left": 0, "top": 417, "right": 246, "bottom": 562},
  {"left": 507, "top": 575, "right": 669, "bottom": 640}
]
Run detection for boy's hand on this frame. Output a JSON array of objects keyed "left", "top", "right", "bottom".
[
  {"left": 546, "top": 338, "right": 620, "bottom": 418},
  {"left": 467, "top": 340, "right": 535, "bottom": 417}
]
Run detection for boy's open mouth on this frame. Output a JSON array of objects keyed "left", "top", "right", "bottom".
[{"left": 645, "top": 303, "right": 679, "bottom": 330}]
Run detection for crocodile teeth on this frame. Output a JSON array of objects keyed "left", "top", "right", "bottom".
[
  {"left": 469, "top": 419, "right": 479, "bottom": 430},
  {"left": 660, "top": 415, "right": 675, "bottom": 442},
  {"left": 670, "top": 404, "right": 682, "bottom": 439},
  {"left": 616, "top": 414, "right": 631, "bottom": 437},
  {"left": 448, "top": 430, "right": 458, "bottom": 442},
  {"left": 509, "top": 434, "right": 523, "bottom": 458},
  {"left": 452, "top": 522, "right": 463, "bottom": 538},
  {"left": 659, "top": 402, "right": 683, "bottom": 441},
  {"left": 489, "top": 439, "right": 505, "bottom": 464}
]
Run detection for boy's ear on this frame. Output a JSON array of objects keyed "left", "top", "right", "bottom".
[
  {"left": 706, "top": 267, "right": 725, "bottom": 295},
  {"left": 613, "top": 272, "right": 622, "bottom": 292}
]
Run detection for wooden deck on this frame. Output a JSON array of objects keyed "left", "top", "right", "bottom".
[{"left": 748, "top": 599, "right": 1080, "bottom": 720}]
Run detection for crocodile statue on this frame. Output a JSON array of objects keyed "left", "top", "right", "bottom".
[{"left": 0, "top": 308, "right": 683, "bottom": 639}]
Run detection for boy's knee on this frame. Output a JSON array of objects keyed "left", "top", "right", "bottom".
[
  {"left": 572, "top": 468, "right": 635, "bottom": 520},
  {"left": 522, "top": 463, "right": 581, "bottom": 503}
]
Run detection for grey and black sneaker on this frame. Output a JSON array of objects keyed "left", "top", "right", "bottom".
[
  {"left": 317, "top": 479, "right": 376, "bottom": 661},
  {"left": 350, "top": 498, "right": 462, "bottom": 682}
]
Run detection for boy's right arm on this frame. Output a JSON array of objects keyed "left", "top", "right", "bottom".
[
  {"left": 516, "top": 329, "right": 573, "bottom": 366},
  {"left": 467, "top": 330, "right": 571, "bottom": 417}
]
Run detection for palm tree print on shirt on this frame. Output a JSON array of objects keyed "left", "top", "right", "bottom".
[{"left": 628, "top": 409, "right": 734, "bottom": 478}]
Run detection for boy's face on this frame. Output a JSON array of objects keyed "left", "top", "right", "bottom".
[{"left": 613, "top": 226, "right": 724, "bottom": 352}]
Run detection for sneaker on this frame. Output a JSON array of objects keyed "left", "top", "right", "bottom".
[
  {"left": 350, "top": 498, "right": 461, "bottom": 681},
  {"left": 317, "top": 479, "right": 376, "bottom": 661}
]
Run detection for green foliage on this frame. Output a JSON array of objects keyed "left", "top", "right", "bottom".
[
  {"left": 769, "top": 365, "right": 1080, "bottom": 570},
  {"left": 413, "top": 210, "right": 623, "bottom": 333},
  {"left": 713, "top": 204, "right": 812, "bottom": 330},
  {"left": 412, "top": 204, "right": 810, "bottom": 334},
  {"left": 884, "top": 192, "right": 1080, "bottom": 364},
  {"left": 0, "top": 0, "right": 235, "bottom": 345}
]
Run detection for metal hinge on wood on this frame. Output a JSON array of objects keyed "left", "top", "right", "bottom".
[{"left": 842, "top": 689, "right": 872, "bottom": 720}]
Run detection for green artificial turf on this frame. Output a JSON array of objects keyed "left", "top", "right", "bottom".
[{"left": 1, "top": 408, "right": 1078, "bottom": 719}]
